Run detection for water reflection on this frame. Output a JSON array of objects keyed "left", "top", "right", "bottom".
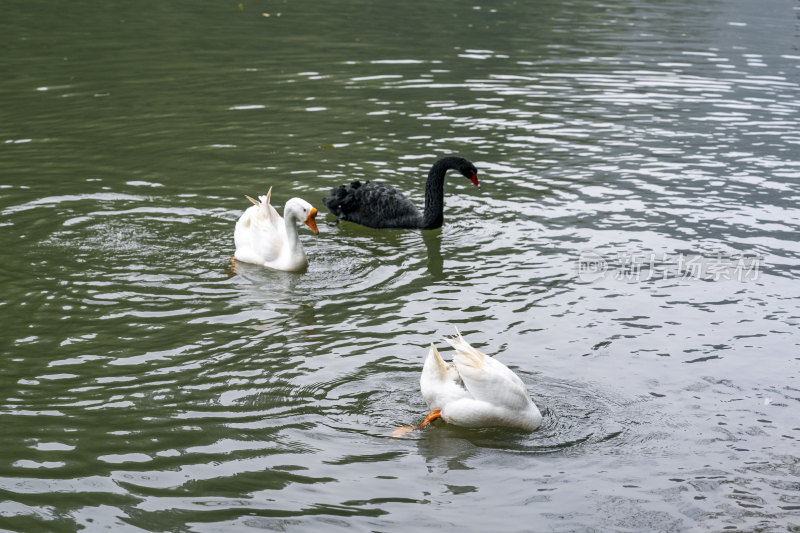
[
  {"left": 1, "top": 0, "right": 799, "bottom": 531},
  {"left": 422, "top": 229, "right": 443, "bottom": 279}
]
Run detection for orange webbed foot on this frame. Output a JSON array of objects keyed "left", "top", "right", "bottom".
[
  {"left": 391, "top": 426, "right": 416, "bottom": 438},
  {"left": 391, "top": 410, "right": 443, "bottom": 438}
]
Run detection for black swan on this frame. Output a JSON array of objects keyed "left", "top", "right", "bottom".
[{"left": 322, "top": 157, "right": 479, "bottom": 230}]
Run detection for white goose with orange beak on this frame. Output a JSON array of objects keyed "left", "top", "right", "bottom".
[
  {"left": 233, "top": 187, "right": 319, "bottom": 271},
  {"left": 394, "top": 329, "right": 542, "bottom": 436}
]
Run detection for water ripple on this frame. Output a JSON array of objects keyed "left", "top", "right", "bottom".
[{"left": 2, "top": 0, "right": 799, "bottom": 530}]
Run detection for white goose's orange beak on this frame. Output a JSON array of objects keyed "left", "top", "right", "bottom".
[{"left": 305, "top": 207, "right": 319, "bottom": 234}]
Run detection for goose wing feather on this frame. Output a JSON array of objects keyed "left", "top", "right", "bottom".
[
  {"left": 446, "top": 333, "right": 532, "bottom": 412},
  {"left": 234, "top": 188, "right": 288, "bottom": 265},
  {"left": 234, "top": 208, "right": 285, "bottom": 264},
  {"left": 420, "top": 344, "right": 470, "bottom": 410}
]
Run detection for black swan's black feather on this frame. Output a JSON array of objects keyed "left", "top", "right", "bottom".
[{"left": 322, "top": 157, "right": 478, "bottom": 230}]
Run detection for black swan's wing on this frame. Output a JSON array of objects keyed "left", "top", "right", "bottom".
[{"left": 323, "top": 181, "right": 421, "bottom": 229}]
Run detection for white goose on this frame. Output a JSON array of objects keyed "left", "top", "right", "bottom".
[
  {"left": 394, "top": 330, "right": 542, "bottom": 436},
  {"left": 233, "top": 187, "right": 319, "bottom": 271}
]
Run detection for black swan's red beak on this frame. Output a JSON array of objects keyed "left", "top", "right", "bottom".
[{"left": 470, "top": 172, "right": 480, "bottom": 188}]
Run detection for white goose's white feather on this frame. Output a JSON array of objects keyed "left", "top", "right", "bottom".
[
  {"left": 420, "top": 344, "right": 471, "bottom": 410},
  {"left": 419, "top": 329, "right": 542, "bottom": 431},
  {"left": 233, "top": 187, "right": 318, "bottom": 272}
]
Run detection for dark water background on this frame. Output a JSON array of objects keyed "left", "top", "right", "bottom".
[{"left": 1, "top": 0, "right": 799, "bottom": 531}]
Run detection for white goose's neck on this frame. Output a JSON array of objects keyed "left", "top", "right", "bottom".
[{"left": 283, "top": 207, "right": 302, "bottom": 254}]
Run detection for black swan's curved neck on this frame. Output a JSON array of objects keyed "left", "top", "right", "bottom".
[{"left": 420, "top": 157, "right": 465, "bottom": 230}]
